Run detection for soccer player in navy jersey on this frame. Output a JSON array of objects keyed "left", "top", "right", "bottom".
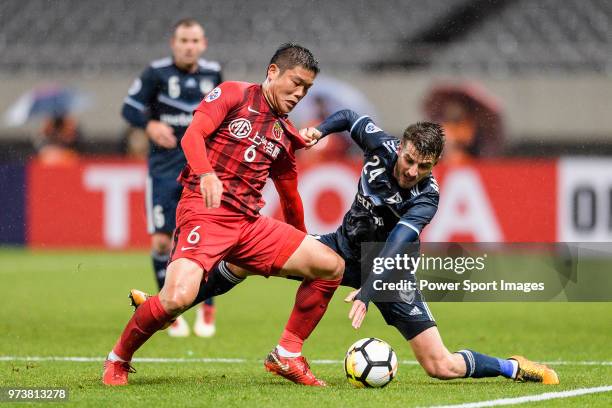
[
  {"left": 121, "top": 19, "right": 222, "bottom": 338},
  {"left": 104, "top": 44, "right": 344, "bottom": 387},
  {"left": 183, "top": 111, "right": 559, "bottom": 385}
]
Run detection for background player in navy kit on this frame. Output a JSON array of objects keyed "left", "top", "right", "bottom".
[
  {"left": 184, "top": 110, "right": 559, "bottom": 385},
  {"left": 121, "top": 18, "right": 222, "bottom": 338}
]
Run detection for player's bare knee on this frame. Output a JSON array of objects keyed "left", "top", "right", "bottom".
[
  {"left": 158, "top": 281, "right": 197, "bottom": 315},
  {"left": 161, "top": 258, "right": 203, "bottom": 312},
  {"left": 159, "top": 290, "right": 192, "bottom": 315},
  {"left": 330, "top": 254, "right": 344, "bottom": 280},
  {"left": 318, "top": 250, "right": 344, "bottom": 280}
]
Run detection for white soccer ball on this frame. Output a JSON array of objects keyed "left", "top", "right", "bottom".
[{"left": 344, "top": 337, "right": 398, "bottom": 388}]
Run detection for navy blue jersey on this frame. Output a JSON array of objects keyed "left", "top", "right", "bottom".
[
  {"left": 122, "top": 57, "right": 222, "bottom": 178},
  {"left": 334, "top": 115, "right": 440, "bottom": 261}
]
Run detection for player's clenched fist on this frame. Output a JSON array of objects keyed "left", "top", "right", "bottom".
[
  {"left": 146, "top": 120, "right": 178, "bottom": 148},
  {"left": 199, "top": 172, "right": 223, "bottom": 208},
  {"left": 299, "top": 127, "right": 322, "bottom": 148}
]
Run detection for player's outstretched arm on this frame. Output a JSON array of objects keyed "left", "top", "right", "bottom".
[
  {"left": 347, "top": 224, "right": 419, "bottom": 329},
  {"left": 315, "top": 109, "right": 361, "bottom": 137},
  {"left": 315, "top": 109, "right": 389, "bottom": 153},
  {"left": 299, "top": 109, "right": 369, "bottom": 149},
  {"left": 349, "top": 194, "right": 439, "bottom": 328}
]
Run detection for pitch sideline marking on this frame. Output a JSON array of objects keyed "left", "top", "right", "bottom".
[
  {"left": 425, "top": 385, "right": 612, "bottom": 408},
  {"left": 3, "top": 356, "right": 612, "bottom": 404},
  {"left": 0, "top": 356, "right": 612, "bottom": 366}
]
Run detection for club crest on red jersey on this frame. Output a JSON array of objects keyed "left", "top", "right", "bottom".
[
  {"left": 272, "top": 121, "right": 284, "bottom": 141},
  {"left": 229, "top": 118, "right": 252, "bottom": 139}
]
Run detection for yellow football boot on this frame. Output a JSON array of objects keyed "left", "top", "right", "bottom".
[{"left": 509, "top": 355, "right": 559, "bottom": 384}]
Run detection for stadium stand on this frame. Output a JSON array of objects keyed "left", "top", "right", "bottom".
[
  {"left": 1, "top": 0, "right": 610, "bottom": 73},
  {"left": 430, "top": 0, "right": 612, "bottom": 74},
  {"left": 0, "top": 0, "right": 470, "bottom": 73}
]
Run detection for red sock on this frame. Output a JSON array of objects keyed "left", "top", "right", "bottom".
[
  {"left": 112, "top": 295, "right": 172, "bottom": 361},
  {"left": 278, "top": 329, "right": 304, "bottom": 353},
  {"left": 279, "top": 278, "right": 341, "bottom": 353}
]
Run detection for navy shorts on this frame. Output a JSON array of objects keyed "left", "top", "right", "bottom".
[
  {"left": 145, "top": 175, "right": 183, "bottom": 234},
  {"left": 315, "top": 231, "right": 437, "bottom": 340}
]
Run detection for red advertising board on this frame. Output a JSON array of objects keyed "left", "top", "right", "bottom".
[
  {"left": 26, "top": 157, "right": 558, "bottom": 249},
  {"left": 425, "top": 160, "right": 557, "bottom": 242},
  {"left": 27, "top": 159, "right": 150, "bottom": 248}
]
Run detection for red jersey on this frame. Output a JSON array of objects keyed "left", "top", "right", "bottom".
[{"left": 179, "top": 81, "right": 307, "bottom": 217}]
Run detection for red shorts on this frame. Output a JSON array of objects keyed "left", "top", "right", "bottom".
[{"left": 169, "top": 189, "right": 306, "bottom": 277}]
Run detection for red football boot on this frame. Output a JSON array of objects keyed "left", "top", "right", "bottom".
[
  {"left": 102, "top": 360, "right": 136, "bottom": 386},
  {"left": 264, "top": 349, "right": 326, "bottom": 386}
]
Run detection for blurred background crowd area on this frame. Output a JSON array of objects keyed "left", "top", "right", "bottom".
[{"left": 1, "top": 0, "right": 611, "bottom": 162}]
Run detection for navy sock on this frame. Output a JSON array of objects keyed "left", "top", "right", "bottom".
[
  {"left": 151, "top": 251, "right": 170, "bottom": 290},
  {"left": 498, "top": 358, "right": 517, "bottom": 379},
  {"left": 191, "top": 261, "right": 244, "bottom": 308},
  {"left": 204, "top": 297, "right": 214, "bottom": 306},
  {"left": 456, "top": 349, "right": 515, "bottom": 379}
]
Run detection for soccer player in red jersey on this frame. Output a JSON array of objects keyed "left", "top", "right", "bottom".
[{"left": 103, "top": 44, "right": 344, "bottom": 387}]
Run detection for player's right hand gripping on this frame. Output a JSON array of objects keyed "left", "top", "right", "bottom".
[
  {"left": 299, "top": 127, "right": 322, "bottom": 148},
  {"left": 146, "top": 120, "right": 177, "bottom": 148},
  {"left": 200, "top": 172, "right": 223, "bottom": 208}
]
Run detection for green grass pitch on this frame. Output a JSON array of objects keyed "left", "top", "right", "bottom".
[{"left": 0, "top": 249, "right": 611, "bottom": 407}]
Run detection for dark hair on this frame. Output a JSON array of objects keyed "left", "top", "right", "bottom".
[
  {"left": 402, "top": 122, "right": 445, "bottom": 159},
  {"left": 172, "top": 18, "right": 203, "bottom": 35},
  {"left": 268, "top": 43, "right": 319, "bottom": 75}
]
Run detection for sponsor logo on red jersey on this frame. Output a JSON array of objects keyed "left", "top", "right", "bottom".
[{"left": 229, "top": 118, "right": 252, "bottom": 139}]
